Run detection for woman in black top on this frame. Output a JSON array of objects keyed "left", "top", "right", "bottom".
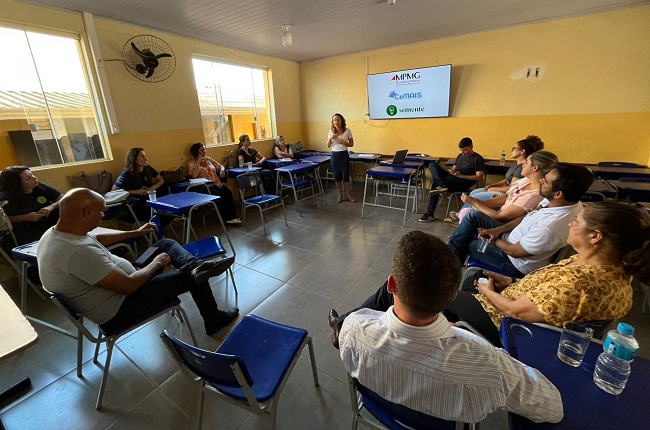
[
  {"left": 112, "top": 147, "right": 167, "bottom": 221},
  {"left": 237, "top": 134, "right": 275, "bottom": 194},
  {"left": 0, "top": 165, "right": 61, "bottom": 245}
]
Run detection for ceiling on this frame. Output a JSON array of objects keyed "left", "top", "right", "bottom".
[{"left": 18, "top": 0, "right": 649, "bottom": 62}]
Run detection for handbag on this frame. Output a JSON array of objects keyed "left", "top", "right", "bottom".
[
  {"left": 224, "top": 149, "right": 238, "bottom": 168},
  {"left": 161, "top": 166, "right": 186, "bottom": 184},
  {"left": 67, "top": 170, "right": 113, "bottom": 194}
]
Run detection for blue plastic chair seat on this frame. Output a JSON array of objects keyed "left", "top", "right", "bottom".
[
  {"left": 211, "top": 315, "right": 308, "bottom": 402},
  {"left": 246, "top": 194, "right": 282, "bottom": 206},
  {"left": 466, "top": 256, "right": 521, "bottom": 278},
  {"left": 281, "top": 179, "right": 311, "bottom": 188},
  {"left": 181, "top": 236, "right": 226, "bottom": 259}
]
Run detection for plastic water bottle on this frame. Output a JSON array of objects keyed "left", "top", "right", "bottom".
[
  {"left": 238, "top": 155, "right": 244, "bottom": 168},
  {"left": 499, "top": 150, "right": 506, "bottom": 165},
  {"left": 593, "top": 322, "right": 639, "bottom": 395}
]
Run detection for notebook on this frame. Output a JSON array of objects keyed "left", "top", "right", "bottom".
[{"left": 384, "top": 149, "right": 408, "bottom": 164}]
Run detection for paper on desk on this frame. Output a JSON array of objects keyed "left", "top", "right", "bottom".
[
  {"left": 357, "top": 153, "right": 377, "bottom": 159},
  {"left": 189, "top": 178, "right": 210, "bottom": 184},
  {"left": 281, "top": 158, "right": 293, "bottom": 161}
]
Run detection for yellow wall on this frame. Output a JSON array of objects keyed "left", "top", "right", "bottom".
[
  {"left": 300, "top": 6, "right": 650, "bottom": 164},
  {"left": 0, "top": 0, "right": 302, "bottom": 191}
]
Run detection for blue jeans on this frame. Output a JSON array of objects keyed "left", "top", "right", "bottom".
[
  {"left": 467, "top": 239, "right": 524, "bottom": 277},
  {"left": 448, "top": 210, "right": 502, "bottom": 261},
  {"left": 101, "top": 238, "right": 222, "bottom": 333},
  {"left": 426, "top": 163, "right": 474, "bottom": 214}
]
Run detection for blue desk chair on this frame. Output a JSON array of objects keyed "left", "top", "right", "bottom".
[
  {"left": 348, "top": 375, "right": 477, "bottom": 430},
  {"left": 236, "top": 170, "right": 288, "bottom": 235},
  {"left": 161, "top": 314, "right": 320, "bottom": 430},
  {"left": 150, "top": 215, "right": 237, "bottom": 297},
  {"left": 46, "top": 288, "right": 197, "bottom": 410}
]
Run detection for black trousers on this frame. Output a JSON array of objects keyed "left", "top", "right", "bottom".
[{"left": 100, "top": 238, "right": 221, "bottom": 333}]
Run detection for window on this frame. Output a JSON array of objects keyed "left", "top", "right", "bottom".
[
  {"left": 192, "top": 58, "right": 272, "bottom": 145},
  {"left": 0, "top": 26, "right": 107, "bottom": 167}
]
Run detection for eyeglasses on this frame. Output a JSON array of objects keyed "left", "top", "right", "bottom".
[{"left": 511, "top": 146, "right": 521, "bottom": 151}]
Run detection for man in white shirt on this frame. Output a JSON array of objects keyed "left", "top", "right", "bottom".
[
  {"left": 329, "top": 231, "right": 563, "bottom": 424},
  {"left": 447, "top": 162, "right": 594, "bottom": 275},
  {"left": 38, "top": 188, "right": 238, "bottom": 335}
]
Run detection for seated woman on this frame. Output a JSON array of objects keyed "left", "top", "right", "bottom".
[
  {"left": 444, "top": 201, "right": 649, "bottom": 345},
  {"left": 237, "top": 134, "right": 275, "bottom": 193},
  {"left": 273, "top": 135, "right": 294, "bottom": 159},
  {"left": 469, "top": 135, "right": 545, "bottom": 201},
  {"left": 187, "top": 143, "right": 241, "bottom": 225},
  {"left": 0, "top": 166, "right": 61, "bottom": 245},
  {"left": 112, "top": 147, "right": 167, "bottom": 222},
  {"left": 449, "top": 151, "right": 558, "bottom": 225}
]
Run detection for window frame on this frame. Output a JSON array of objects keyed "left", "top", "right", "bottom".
[
  {"left": 191, "top": 56, "right": 275, "bottom": 147},
  {"left": 0, "top": 21, "right": 112, "bottom": 170}
]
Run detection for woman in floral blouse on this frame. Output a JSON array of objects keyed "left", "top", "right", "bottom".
[{"left": 445, "top": 201, "right": 650, "bottom": 345}]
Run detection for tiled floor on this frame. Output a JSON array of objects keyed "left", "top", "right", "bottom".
[{"left": 1, "top": 187, "right": 648, "bottom": 430}]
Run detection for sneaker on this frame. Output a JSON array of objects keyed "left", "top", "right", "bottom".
[
  {"left": 429, "top": 186, "right": 448, "bottom": 195},
  {"left": 225, "top": 218, "right": 242, "bottom": 225},
  {"left": 205, "top": 307, "right": 239, "bottom": 335},
  {"left": 419, "top": 212, "right": 434, "bottom": 223},
  {"left": 191, "top": 256, "right": 235, "bottom": 284},
  {"left": 446, "top": 211, "right": 460, "bottom": 223}
]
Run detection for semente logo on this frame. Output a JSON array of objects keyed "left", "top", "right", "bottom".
[{"left": 388, "top": 91, "right": 422, "bottom": 100}]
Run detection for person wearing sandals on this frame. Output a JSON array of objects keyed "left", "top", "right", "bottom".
[
  {"left": 187, "top": 143, "right": 241, "bottom": 225},
  {"left": 327, "top": 113, "right": 355, "bottom": 203},
  {"left": 419, "top": 138, "right": 485, "bottom": 222}
]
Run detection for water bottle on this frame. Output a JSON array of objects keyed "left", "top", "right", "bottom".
[
  {"left": 499, "top": 149, "right": 506, "bottom": 165},
  {"left": 593, "top": 322, "right": 639, "bottom": 395},
  {"left": 238, "top": 155, "right": 244, "bottom": 168}
]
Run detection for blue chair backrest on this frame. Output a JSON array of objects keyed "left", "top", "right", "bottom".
[
  {"left": 150, "top": 215, "right": 165, "bottom": 241},
  {"left": 355, "top": 380, "right": 456, "bottom": 430},
  {"left": 161, "top": 329, "right": 254, "bottom": 388},
  {"left": 597, "top": 161, "right": 638, "bottom": 168},
  {"left": 236, "top": 170, "right": 262, "bottom": 192}
]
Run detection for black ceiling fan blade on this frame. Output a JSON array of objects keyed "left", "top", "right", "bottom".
[
  {"left": 131, "top": 42, "right": 153, "bottom": 60},
  {"left": 155, "top": 53, "right": 172, "bottom": 60},
  {"left": 145, "top": 67, "right": 156, "bottom": 78},
  {"left": 135, "top": 63, "right": 148, "bottom": 75}
]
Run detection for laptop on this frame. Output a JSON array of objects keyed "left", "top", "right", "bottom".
[{"left": 384, "top": 149, "right": 408, "bottom": 164}]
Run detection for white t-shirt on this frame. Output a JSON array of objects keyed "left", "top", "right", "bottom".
[
  {"left": 37, "top": 228, "right": 134, "bottom": 324},
  {"left": 505, "top": 202, "right": 583, "bottom": 274},
  {"left": 328, "top": 128, "right": 353, "bottom": 152}
]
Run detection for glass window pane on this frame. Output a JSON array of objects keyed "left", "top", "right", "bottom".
[
  {"left": 192, "top": 58, "right": 273, "bottom": 145},
  {"left": 0, "top": 26, "right": 106, "bottom": 167}
]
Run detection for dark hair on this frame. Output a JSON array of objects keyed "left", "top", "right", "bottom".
[
  {"left": 528, "top": 151, "right": 558, "bottom": 177},
  {"left": 550, "top": 163, "right": 595, "bottom": 203},
  {"left": 517, "top": 135, "right": 544, "bottom": 156},
  {"left": 124, "top": 147, "right": 145, "bottom": 175},
  {"left": 582, "top": 202, "right": 650, "bottom": 282},
  {"left": 458, "top": 137, "right": 473, "bottom": 148},
  {"left": 330, "top": 113, "right": 347, "bottom": 132},
  {"left": 392, "top": 231, "right": 461, "bottom": 318},
  {"left": 238, "top": 134, "right": 249, "bottom": 148},
  {"left": 0, "top": 165, "right": 30, "bottom": 198},
  {"left": 189, "top": 143, "right": 205, "bottom": 158}
]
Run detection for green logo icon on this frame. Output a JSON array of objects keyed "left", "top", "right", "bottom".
[
  {"left": 37, "top": 196, "right": 47, "bottom": 204},
  {"left": 386, "top": 105, "right": 397, "bottom": 116}
]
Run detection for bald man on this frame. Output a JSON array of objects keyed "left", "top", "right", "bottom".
[{"left": 37, "top": 188, "right": 238, "bottom": 335}]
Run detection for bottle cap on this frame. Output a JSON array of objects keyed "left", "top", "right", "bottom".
[{"left": 617, "top": 322, "right": 634, "bottom": 336}]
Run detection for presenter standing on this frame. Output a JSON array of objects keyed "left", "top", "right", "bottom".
[{"left": 327, "top": 113, "right": 355, "bottom": 203}]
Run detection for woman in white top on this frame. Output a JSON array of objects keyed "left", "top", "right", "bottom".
[{"left": 326, "top": 113, "right": 355, "bottom": 203}]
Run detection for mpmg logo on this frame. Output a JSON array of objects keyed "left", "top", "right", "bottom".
[{"left": 391, "top": 72, "right": 420, "bottom": 81}]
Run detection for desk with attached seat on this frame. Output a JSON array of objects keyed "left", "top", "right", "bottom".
[{"left": 361, "top": 165, "right": 418, "bottom": 226}]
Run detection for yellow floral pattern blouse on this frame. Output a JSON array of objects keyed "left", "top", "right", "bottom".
[{"left": 475, "top": 255, "right": 633, "bottom": 328}]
